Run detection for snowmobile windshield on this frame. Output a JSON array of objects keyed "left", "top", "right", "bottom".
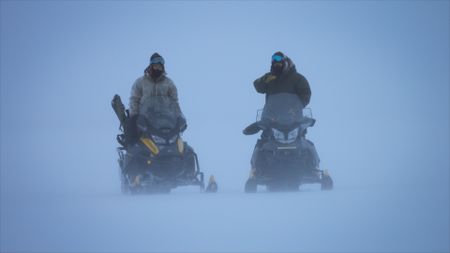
[
  {"left": 137, "top": 94, "right": 184, "bottom": 132},
  {"left": 139, "top": 106, "right": 178, "bottom": 131},
  {"left": 260, "top": 93, "right": 304, "bottom": 127}
]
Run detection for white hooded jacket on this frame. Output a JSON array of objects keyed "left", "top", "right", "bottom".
[{"left": 129, "top": 72, "right": 183, "bottom": 119}]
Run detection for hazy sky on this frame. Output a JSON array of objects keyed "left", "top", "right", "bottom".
[
  {"left": 0, "top": 1, "right": 449, "bottom": 252},
  {"left": 1, "top": 0, "right": 448, "bottom": 190}
]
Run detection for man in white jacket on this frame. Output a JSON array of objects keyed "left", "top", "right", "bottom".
[
  {"left": 123, "top": 53, "right": 188, "bottom": 187},
  {"left": 129, "top": 53, "right": 183, "bottom": 117}
]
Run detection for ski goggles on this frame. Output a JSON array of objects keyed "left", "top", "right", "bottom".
[
  {"left": 272, "top": 54, "right": 284, "bottom": 62},
  {"left": 150, "top": 56, "right": 165, "bottom": 65}
]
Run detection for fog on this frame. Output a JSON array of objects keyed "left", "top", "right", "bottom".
[{"left": 1, "top": 1, "right": 449, "bottom": 252}]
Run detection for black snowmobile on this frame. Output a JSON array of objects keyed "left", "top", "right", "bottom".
[
  {"left": 112, "top": 95, "right": 217, "bottom": 194},
  {"left": 243, "top": 93, "right": 333, "bottom": 192}
]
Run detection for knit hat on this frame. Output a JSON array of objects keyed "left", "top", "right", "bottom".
[{"left": 150, "top": 53, "right": 165, "bottom": 65}]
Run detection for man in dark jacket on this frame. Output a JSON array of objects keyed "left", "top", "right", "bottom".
[
  {"left": 254, "top": 51, "right": 311, "bottom": 107},
  {"left": 244, "top": 51, "right": 312, "bottom": 136},
  {"left": 243, "top": 52, "right": 319, "bottom": 185},
  {"left": 246, "top": 52, "right": 313, "bottom": 180}
]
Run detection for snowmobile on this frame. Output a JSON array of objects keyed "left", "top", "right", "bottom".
[
  {"left": 112, "top": 95, "right": 217, "bottom": 193},
  {"left": 243, "top": 93, "right": 333, "bottom": 192}
]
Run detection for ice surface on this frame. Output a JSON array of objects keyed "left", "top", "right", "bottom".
[{"left": 1, "top": 184, "right": 448, "bottom": 252}]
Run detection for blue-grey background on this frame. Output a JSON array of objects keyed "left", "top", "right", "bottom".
[{"left": 1, "top": 1, "right": 449, "bottom": 252}]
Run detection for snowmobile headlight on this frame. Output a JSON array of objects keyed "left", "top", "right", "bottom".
[
  {"left": 286, "top": 128, "right": 299, "bottom": 143},
  {"left": 272, "top": 128, "right": 286, "bottom": 143},
  {"left": 272, "top": 128, "right": 299, "bottom": 144},
  {"left": 168, "top": 135, "right": 178, "bottom": 144},
  {"left": 151, "top": 134, "right": 166, "bottom": 144}
]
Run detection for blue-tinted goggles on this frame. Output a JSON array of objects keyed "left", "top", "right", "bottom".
[
  {"left": 150, "top": 57, "right": 165, "bottom": 65},
  {"left": 272, "top": 55, "right": 284, "bottom": 62}
]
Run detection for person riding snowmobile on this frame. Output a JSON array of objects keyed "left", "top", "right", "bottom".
[
  {"left": 125, "top": 53, "right": 186, "bottom": 143},
  {"left": 126, "top": 52, "right": 187, "bottom": 187},
  {"left": 245, "top": 51, "right": 311, "bottom": 137},
  {"left": 245, "top": 51, "right": 314, "bottom": 185},
  {"left": 112, "top": 53, "right": 216, "bottom": 193}
]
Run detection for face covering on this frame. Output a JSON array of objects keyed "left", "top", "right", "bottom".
[
  {"left": 150, "top": 68, "right": 163, "bottom": 80},
  {"left": 270, "top": 62, "right": 284, "bottom": 76}
]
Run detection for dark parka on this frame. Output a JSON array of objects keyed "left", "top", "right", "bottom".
[{"left": 254, "top": 57, "right": 311, "bottom": 107}]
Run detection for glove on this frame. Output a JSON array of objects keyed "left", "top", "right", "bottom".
[{"left": 264, "top": 74, "right": 277, "bottom": 83}]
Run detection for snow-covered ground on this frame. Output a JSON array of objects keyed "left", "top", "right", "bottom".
[
  {"left": 1, "top": 1, "right": 449, "bottom": 252},
  {"left": 1, "top": 183, "right": 448, "bottom": 252}
]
